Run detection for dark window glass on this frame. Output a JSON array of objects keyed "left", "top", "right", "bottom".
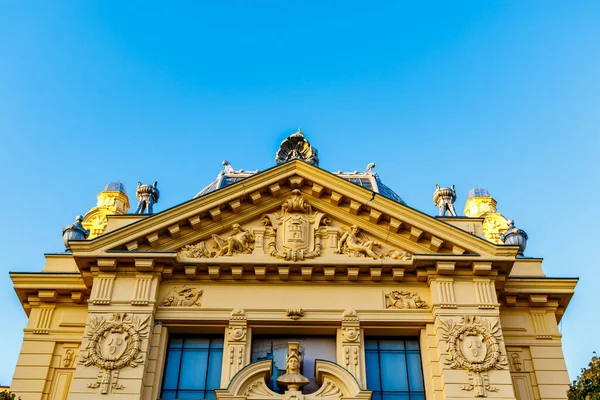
[
  {"left": 365, "top": 338, "right": 425, "bottom": 400},
  {"left": 160, "top": 336, "right": 224, "bottom": 400}
]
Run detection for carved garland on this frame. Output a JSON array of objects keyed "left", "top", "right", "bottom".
[
  {"left": 80, "top": 313, "right": 150, "bottom": 394},
  {"left": 440, "top": 315, "right": 507, "bottom": 397}
]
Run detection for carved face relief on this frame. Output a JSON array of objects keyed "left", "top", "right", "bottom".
[{"left": 288, "top": 356, "right": 300, "bottom": 374}]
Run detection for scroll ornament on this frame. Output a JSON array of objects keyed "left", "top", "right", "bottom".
[
  {"left": 80, "top": 313, "right": 150, "bottom": 394},
  {"left": 440, "top": 315, "right": 508, "bottom": 397}
]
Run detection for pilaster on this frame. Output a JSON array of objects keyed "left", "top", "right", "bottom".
[
  {"left": 336, "top": 310, "right": 366, "bottom": 388},
  {"left": 221, "top": 309, "right": 251, "bottom": 387},
  {"left": 427, "top": 275, "right": 517, "bottom": 399},
  {"left": 69, "top": 271, "right": 161, "bottom": 400}
]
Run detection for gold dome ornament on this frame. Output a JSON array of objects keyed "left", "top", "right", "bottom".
[{"left": 275, "top": 128, "right": 319, "bottom": 166}]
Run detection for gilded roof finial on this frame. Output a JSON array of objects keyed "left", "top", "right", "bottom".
[{"left": 275, "top": 128, "right": 319, "bottom": 166}]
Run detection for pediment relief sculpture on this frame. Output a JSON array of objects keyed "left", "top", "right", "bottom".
[
  {"left": 440, "top": 315, "right": 508, "bottom": 397},
  {"left": 160, "top": 286, "right": 202, "bottom": 307},
  {"left": 384, "top": 290, "right": 428, "bottom": 309},
  {"left": 80, "top": 313, "right": 150, "bottom": 394},
  {"left": 177, "top": 223, "right": 255, "bottom": 258},
  {"left": 262, "top": 189, "right": 330, "bottom": 261},
  {"left": 337, "top": 225, "right": 381, "bottom": 259},
  {"left": 382, "top": 250, "right": 412, "bottom": 260}
]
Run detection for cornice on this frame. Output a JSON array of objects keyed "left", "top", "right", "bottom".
[
  {"left": 500, "top": 277, "right": 577, "bottom": 319},
  {"left": 10, "top": 272, "right": 89, "bottom": 314},
  {"left": 68, "top": 161, "right": 518, "bottom": 259}
]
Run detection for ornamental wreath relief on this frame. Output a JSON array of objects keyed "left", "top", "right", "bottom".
[
  {"left": 80, "top": 313, "right": 150, "bottom": 394},
  {"left": 440, "top": 315, "right": 508, "bottom": 397}
]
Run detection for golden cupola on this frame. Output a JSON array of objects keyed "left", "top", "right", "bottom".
[
  {"left": 82, "top": 182, "right": 130, "bottom": 238},
  {"left": 464, "top": 188, "right": 509, "bottom": 244}
]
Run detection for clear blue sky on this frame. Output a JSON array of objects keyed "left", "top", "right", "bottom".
[{"left": 1, "top": 0, "right": 598, "bottom": 386}]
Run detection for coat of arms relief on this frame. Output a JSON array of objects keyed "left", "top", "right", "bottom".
[
  {"left": 440, "top": 315, "right": 508, "bottom": 397},
  {"left": 177, "top": 189, "right": 413, "bottom": 261},
  {"left": 79, "top": 313, "right": 150, "bottom": 394},
  {"left": 261, "top": 189, "right": 330, "bottom": 261}
]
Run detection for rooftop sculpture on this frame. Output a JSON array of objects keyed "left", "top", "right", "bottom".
[
  {"left": 434, "top": 184, "right": 457, "bottom": 216},
  {"left": 62, "top": 215, "right": 90, "bottom": 252},
  {"left": 501, "top": 220, "right": 528, "bottom": 255},
  {"left": 275, "top": 128, "right": 319, "bottom": 166},
  {"left": 135, "top": 181, "right": 159, "bottom": 214}
]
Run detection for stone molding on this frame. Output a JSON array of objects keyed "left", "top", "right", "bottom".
[{"left": 216, "top": 359, "right": 371, "bottom": 400}]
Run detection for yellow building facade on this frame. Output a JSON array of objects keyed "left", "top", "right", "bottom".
[{"left": 9, "top": 132, "right": 576, "bottom": 400}]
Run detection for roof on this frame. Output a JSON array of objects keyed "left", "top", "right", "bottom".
[{"left": 195, "top": 161, "right": 406, "bottom": 205}]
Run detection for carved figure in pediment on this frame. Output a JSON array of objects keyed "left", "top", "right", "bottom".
[
  {"left": 385, "top": 290, "right": 428, "bottom": 309},
  {"left": 161, "top": 286, "right": 202, "bottom": 307},
  {"left": 383, "top": 250, "right": 412, "bottom": 260},
  {"left": 337, "top": 225, "right": 381, "bottom": 259},
  {"left": 212, "top": 224, "right": 255, "bottom": 256},
  {"left": 178, "top": 241, "right": 215, "bottom": 258},
  {"left": 263, "top": 189, "right": 329, "bottom": 261}
]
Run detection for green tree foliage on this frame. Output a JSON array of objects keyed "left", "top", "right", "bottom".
[
  {"left": 569, "top": 353, "right": 600, "bottom": 400},
  {"left": 0, "top": 391, "right": 18, "bottom": 400}
]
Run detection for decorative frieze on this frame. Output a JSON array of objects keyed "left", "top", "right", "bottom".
[
  {"left": 160, "top": 286, "right": 203, "bottom": 307},
  {"left": 80, "top": 313, "right": 150, "bottom": 394},
  {"left": 440, "top": 315, "right": 508, "bottom": 397},
  {"left": 384, "top": 290, "right": 428, "bottom": 309}
]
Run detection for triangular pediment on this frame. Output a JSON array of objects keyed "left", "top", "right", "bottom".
[{"left": 69, "top": 161, "right": 515, "bottom": 261}]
